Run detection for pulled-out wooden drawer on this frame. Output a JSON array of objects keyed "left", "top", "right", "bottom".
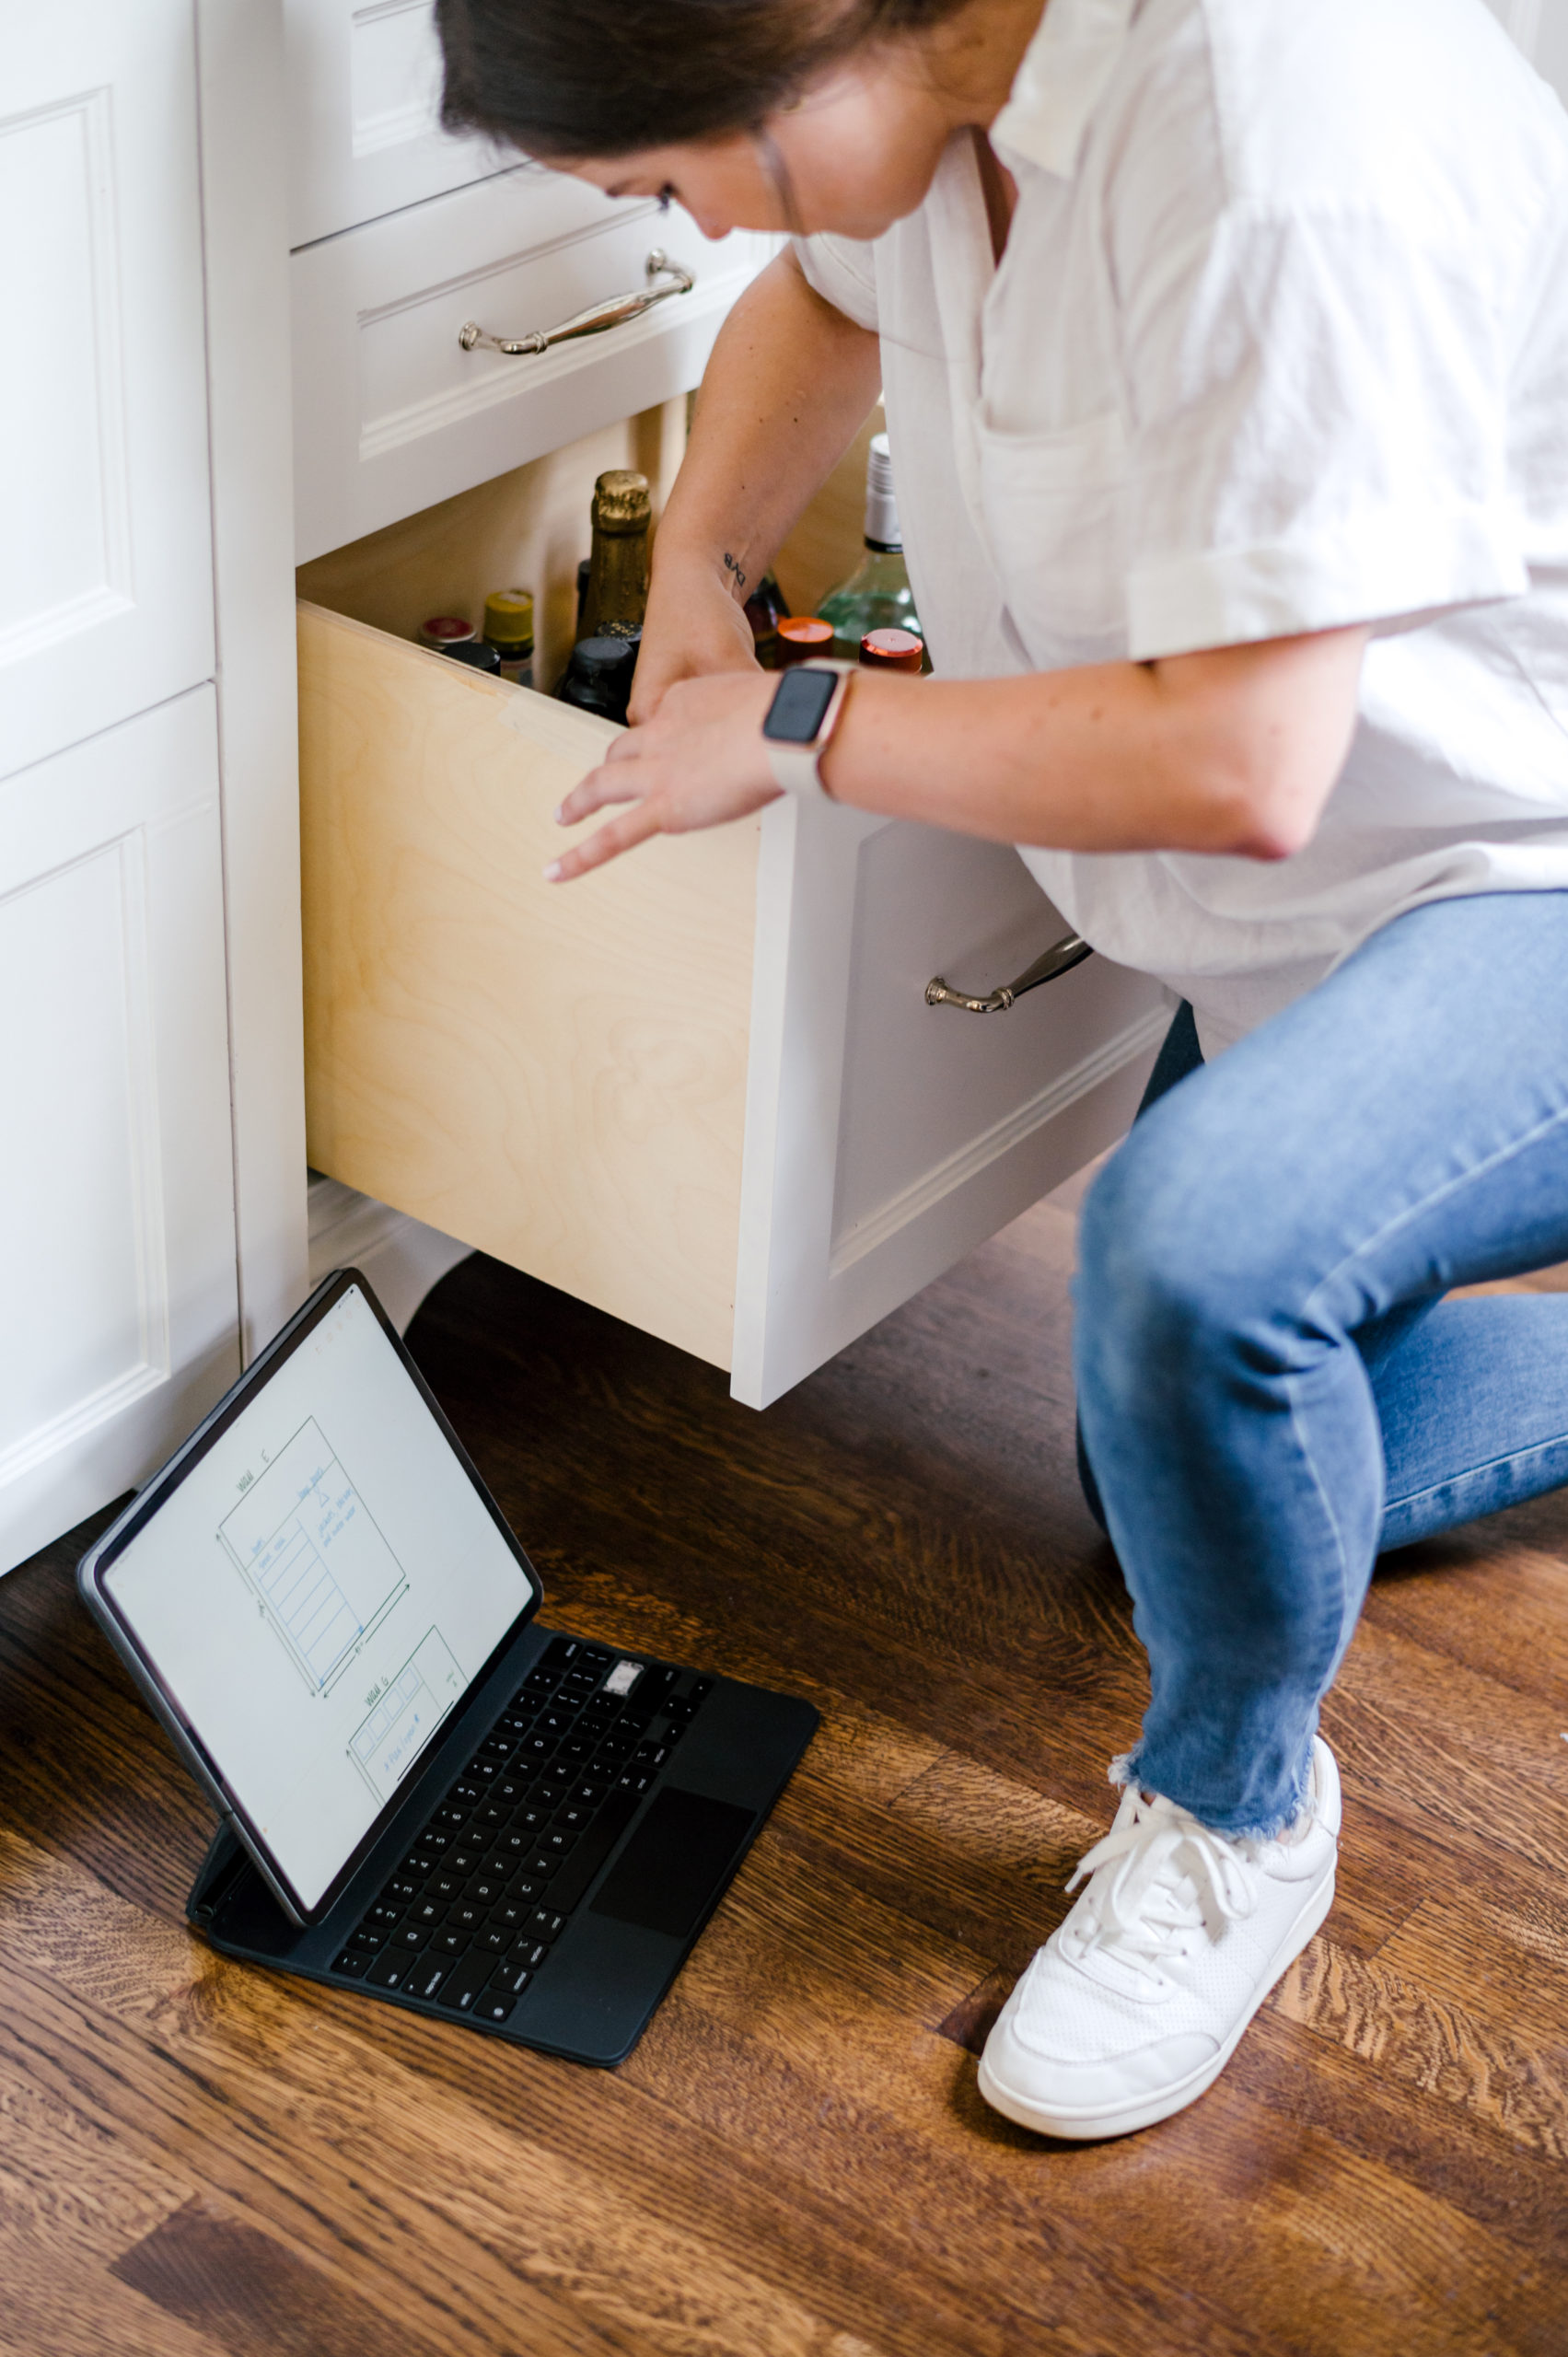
[
  {"left": 299, "top": 600, "right": 1170, "bottom": 1405},
  {"left": 292, "top": 168, "right": 773, "bottom": 559}
]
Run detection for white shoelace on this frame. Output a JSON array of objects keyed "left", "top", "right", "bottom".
[{"left": 1062, "top": 1790, "right": 1260, "bottom": 1985}]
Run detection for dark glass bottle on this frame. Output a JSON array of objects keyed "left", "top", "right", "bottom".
[
  {"left": 816, "top": 434, "right": 923, "bottom": 660},
  {"left": 557, "top": 633, "right": 639, "bottom": 724},
  {"left": 442, "top": 638, "right": 502, "bottom": 674},
  {"left": 578, "top": 470, "right": 651, "bottom": 642},
  {"left": 743, "top": 571, "right": 791, "bottom": 667}
]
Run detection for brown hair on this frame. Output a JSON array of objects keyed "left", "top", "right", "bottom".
[{"left": 436, "top": 0, "right": 968, "bottom": 159}]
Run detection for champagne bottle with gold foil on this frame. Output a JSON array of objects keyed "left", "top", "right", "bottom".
[{"left": 577, "top": 470, "right": 651, "bottom": 642}]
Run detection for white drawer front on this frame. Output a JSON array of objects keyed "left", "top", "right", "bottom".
[
  {"left": 293, "top": 170, "right": 774, "bottom": 559},
  {"left": 285, "top": 0, "right": 507, "bottom": 248},
  {"left": 733, "top": 801, "right": 1171, "bottom": 1409}
]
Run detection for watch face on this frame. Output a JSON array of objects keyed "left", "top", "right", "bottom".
[{"left": 763, "top": 667, "right": 839, "bottom": 744}]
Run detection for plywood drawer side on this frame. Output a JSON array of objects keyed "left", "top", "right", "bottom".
[{"left": 297, "top": 601, "right": 759, "bottom": 1368}]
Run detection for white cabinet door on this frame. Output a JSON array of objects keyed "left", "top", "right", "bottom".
[
  {"left": 285, "top": 0, "right": 507, "bottom": 248},
  {"left": 291, "top": 168, "right": 773, "bottom": 559},
  {"left": 0, "top": 0, "right": 215, "bottom": 784},
  {"left": 0, "top": 691, "right": 240, "bottom": 1574},
  {"left": 732, "top": 800, "right": 1169, "bottom": 1407}
]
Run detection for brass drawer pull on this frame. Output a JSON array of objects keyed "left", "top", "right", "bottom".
[
  {"left": 925, "top": 930, "right": 1093, "bottom": 1013},
  {"left": 458, "top": 249, "right": 695, "bottom": 357}
]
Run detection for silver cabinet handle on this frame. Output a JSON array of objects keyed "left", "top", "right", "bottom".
[
  {"left": 458, "top": 249, "right": 695, "bottom": 357},
  {"left": 925, "top": 931, "right": 1093, "bottom": 1013}
]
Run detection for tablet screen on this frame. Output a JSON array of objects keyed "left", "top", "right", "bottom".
[{"left": 102, "top": 1283, "right": 533, "bottom": 1912}]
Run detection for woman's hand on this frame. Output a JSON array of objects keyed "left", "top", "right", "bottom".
[
  {"left": 547, "top": 669, "right": 780, "bottom": 881},
  {"left": 625, "top": 546, "right": 761, "bottom": 726}
]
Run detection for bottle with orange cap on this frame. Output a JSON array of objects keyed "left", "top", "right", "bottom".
[{"left": 815, "top": 433, "right": 924, "bottom": 666}]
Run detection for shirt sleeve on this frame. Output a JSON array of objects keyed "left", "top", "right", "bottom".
[
  {"left": 792, "top": 231, "right": 880, "bottom": 332},
  {"left": 1118, "top": 194, "right": 1530, "bottom": 660}
]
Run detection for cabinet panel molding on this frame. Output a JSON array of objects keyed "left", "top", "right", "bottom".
[
  {"left": 0, "top": 691, "right": 240, "bottom": 1574},
  {"left": 0, "top": 0, "right": 215, "bottom": 782}
]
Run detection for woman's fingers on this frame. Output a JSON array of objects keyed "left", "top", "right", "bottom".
[
  {"left": 544, "top": 799, "right": 662, "bottom": 882},
  {"left": 555, "top": 750, "right": 648, "bottom": 824}
]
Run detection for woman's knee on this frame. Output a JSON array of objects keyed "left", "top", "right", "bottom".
[{"left": 1075, "top": 1093, "right": 1285, "bottom": 1391}]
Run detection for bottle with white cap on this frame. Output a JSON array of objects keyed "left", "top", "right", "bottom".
[{"left": 814, "top": 432, "right": 924, "bottom": 665}]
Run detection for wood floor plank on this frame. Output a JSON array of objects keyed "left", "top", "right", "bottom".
[
  {"left": 6, "top": 1208, "right": 1568, "bottom": 2354},
  {"left": 1274, "top": 1937, "right": 1568, "bottom": 2161}
]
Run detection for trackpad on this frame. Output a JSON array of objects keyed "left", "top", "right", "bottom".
[{"left": 590, "top": 1788, "right": 756, "bottom": 1941}]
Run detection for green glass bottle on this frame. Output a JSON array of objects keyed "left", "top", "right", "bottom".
[{"left": 814, "top": 434, "right": 923, "bottom": 660}]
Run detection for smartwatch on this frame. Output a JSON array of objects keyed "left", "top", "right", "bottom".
[{"left": 761, "top": 659, "right": 855, "bottom": 800}]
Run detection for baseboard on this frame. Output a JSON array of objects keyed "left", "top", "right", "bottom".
[{"left": 307, "top": 1175, "right": 473, "bottom": 1335}]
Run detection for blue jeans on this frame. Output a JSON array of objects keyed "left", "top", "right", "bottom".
[{"left": 1074, "top": 891, "right": 1568, "bottom": 1838}]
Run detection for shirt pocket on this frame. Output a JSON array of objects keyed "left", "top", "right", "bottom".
[{"left": 972, "top": 408, "right": 1131, "bottom": 668}]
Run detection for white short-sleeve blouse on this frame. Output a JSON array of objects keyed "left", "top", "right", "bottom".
[{"left": 797, "top": 0, "right": 1568, "bottom": 1053}]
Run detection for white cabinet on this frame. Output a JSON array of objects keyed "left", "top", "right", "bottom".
[
  {"left": 284, "top": 0, "right": 506, "bottom": 248},
  {"left": 0, "top": 0, "right": 307, "bottom": 1575},
  {"left": 0, "top": 692, "right": 240, "bottom": 1571},
  {"left": 0, "top": 0, "right": 215, "bottom": 783},
  {"left": 291, "top": 166, "right": 773, "bottom": 558}
]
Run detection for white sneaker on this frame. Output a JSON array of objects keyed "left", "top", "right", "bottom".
[{"left": 977, "top": 1737, "right": 1340, "bottom": 2141}]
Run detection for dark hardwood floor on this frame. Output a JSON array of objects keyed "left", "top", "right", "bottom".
[{"left": 4, "top": 1182, "right": 1568, "bottom": 2357}]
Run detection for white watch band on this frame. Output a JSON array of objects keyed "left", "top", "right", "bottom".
[{"left": 764, "top": 661, "right": 854, "bottom": 801}]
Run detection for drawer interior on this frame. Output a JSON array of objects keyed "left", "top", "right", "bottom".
[{"left": 298, "top": 600, "right": 760, "bottom": 1370}]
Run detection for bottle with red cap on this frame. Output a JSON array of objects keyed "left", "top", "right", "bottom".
[
  {"left": 815, "top": 433, "right": 924, "bottom": 665},
  {"left": 859, "top": 627, "right": 924, "bottom": 674}
]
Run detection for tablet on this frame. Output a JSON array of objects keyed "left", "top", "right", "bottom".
[{"left": 79, "top": 1271, "right": 540, "bottom": 1924}]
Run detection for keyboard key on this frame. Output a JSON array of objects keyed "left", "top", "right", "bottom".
[
  {"left": 540, "top": 1829, "right": 578, "bottom": 1860},
  {"left": 529, "top": 1909, "right": 567, "bottom": 1942},
  {"left": 473, "top": 1993, "right": 516, "bottom": 2026},
  {"left": 489, "top": 1960, "right": 534, "bottom": 1997},
  {"left": 333, "top": 1948, "right": 368, "bottom": 1978},
  {"left": 366, "top": 1901, "right": 402, "bottom": 1930},
  {"left": 558, "top": 1738, "right": 593, "bottom": 1763},
  {"left": 366, "top": 1952, "right": 413, "bottom": 1990},
  {"left": 478, "top": 1925, "right": 511, "bottom": 1954},
  {"left": 348, "top": 1926, "right": 385, "bottom": 1952},
  {"left": 494, "top": 1777, "right": 529, "bottom": 1806},
  {"left": 381, "top": 1876, "right": 420, "bottom": 1906},
  {"left": 617, "top": 1771, "right": 654, "bottom": 1797},
  {"left": 411, "top": 1957, "right": 450, "bottom": 2003},
  {"left": 452, "top": 1781, "right": 484, "bottom": 1805},
  {"left": 478, "top": 1804, "right": 510, "bottom": 1830},
  {"left": 426, "top": 1872, "right": 461, "bottom": 1902},
  {"left": 435, "top": 1804, "right": 470, "bottom": 1833},
  {"left": 556, "top": 1804, "right": 592, "bottom": 1833},
  {"left": 547, "top": 1787, "right": 640, "bottom": 1914},
  {"left": 392, "top": 1923, "right": 429, "bottom": 1951},
  {"left": 435, "top": 1928, "right": 470, "bottom": 1956},
  {"left": 540, "top": 1637, "right": 579, "bottom": 1670},
  {"left": 403, "top": 1849, "right": 440, "bottom": 1879},
  {"left": 523, "top": 1850, "right": 559, "bottom": 1880},
  {"left": 446, "top": 1847, "right": 482, "bottom": 1875},
  {"left": 452, "top": 1901, "right": 488, "bottom": 1931},
  {"left": 469, "top": 1875, "right": 505, "bottom": 1905},
  {"left": 511, "top": 1937, "right": 550, "bottom": 1970},
  {"left": 412, "top": 1899, "right": 447, "bottom": 1927},
  {"left": 572, "top": 1781, "right": 608, "bottom": 1807},
  {"left": 470, "top": 1759, "right": 503, "bottom": 1783},
  {"left": 436, "top": 1958, "right": 494, "bottom": 2014}
]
